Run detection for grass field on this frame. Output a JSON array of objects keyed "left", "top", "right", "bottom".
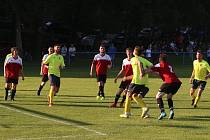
[{"left": 0, "top": 62, "right": 210, "bottom": 140}]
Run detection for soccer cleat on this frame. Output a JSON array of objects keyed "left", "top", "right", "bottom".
[
  {"left": 191, "top": 99, "right": 195, "bottom": 106},
  {"left": 193, "top": 104, "right": 197, "bottom": 108},
  {"left": 101, "top": 96, "right": 105, "bottom": 100},
  {"left": 158, "top": 112, "right": 167, "bottom": 120},
  {"left": 5, "top": 93, "right": 8, "bottom": 101},
  {"left": 168, "top": 110, "right": 174, "bottom": 119},
  {"left": 120, "top": 112, "right": 131, "bottom": 118},
  {"left": 141, "top": 107, "right": 149, "bottom": 118},
  {"left": 143, "top": 113, "right": 150, "bottom": 119},
  {"left": 37, "top": 90, "right": 41, "bottom": 96},
  {"left": 110, "top": 103, "right": 117, "bottom": 108},
  {"left": 96, "top": 96, "right": 100, "bottom": 100}
]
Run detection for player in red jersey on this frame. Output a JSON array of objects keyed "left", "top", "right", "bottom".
[
  {"left": 37, "top": 46, "right": 54, "bottom": 96},
  {"left": 149, "top": 54, "right": 182, "bottom": 120},
  {"left": 90, "top": 45, "right": 112, "bottom": 100},
  {"left": 4, "top": 47, "right": 24, "bottom": 101},
  {"left": 110, "top": 48, "right": 133, "bottom": 107}
]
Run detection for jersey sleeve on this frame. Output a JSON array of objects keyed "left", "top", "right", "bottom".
[
  {"left": 206, "top": 62, "right": 210, "bottom": 72},
  {"left": 151, "top": 63, "right": 160, "bottom": 72},
  {"left": 43, "top": 54, "right": 52, "bottom": 64}
]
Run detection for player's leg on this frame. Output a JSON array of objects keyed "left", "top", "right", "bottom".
[
  {"left": 167, "top": 93, "right": 174, "bottom": 119},
  {"left": 120, "top": 89, "right": 127, "bottom": 107},
  {"left": 120, "top": 91, "right": 132, "bottom": 118},
  {"left": 54, "top": 77, "right": 60, "bottom": 96},
  {"left": 156, "top": 91, "right": 166, "bottom": 120},
  {"left": 37, "top": 74, "right": 48, "bottom": 96},
  {"left": 190, "top": 79, "right": 198, "bottom": 105},
  {"left": 48, "top": 74, "right": 56, "bottom": 106},
  {"left": 4, "top": 81, "right": 11, "bottom": 101},
  {"left": 110, "top": 88, "right": 124, "bottom": 107},
  {"left": 11, "top": 82, "right": 17, "bottom": 101},
  {"left": 193, "top": 81, "right": 206, "bottom": 108}
]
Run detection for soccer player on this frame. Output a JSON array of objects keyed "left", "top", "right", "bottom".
[
  {"left": 4, "top": 47, "right": 24, "bottom": 101},
  {"left": 43, "top": 44, "right": 65, "bottom": 107},
  {"left": 37, "top": 46, "right": 54, "bottom": 96},
  {"left": 120, "top": 46, "right": 153, "bottom": 118},
  {"left": 149, "top": 54, "right": 182, "bottom": 120},
  {"left": 189, "top": 51, "right": 210, "bottom": 108},
  {"left": 90, "top": 45, "right": 112, "bottom": 100},
  {"left": 110, "top": 48, "right": 133, "bottom": 108}
]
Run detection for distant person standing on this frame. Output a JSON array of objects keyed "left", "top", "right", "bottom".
[
  {"left": 68, "top": 44, "right": 76, "bottom": 66},
  {"left": 61, "top": 45, "right": 68, "bottom": 63},
  {"left": 37, "top": 46, "right": 54, "bottom": 96},
  {"left": 43, "top": 44, "right": 65, "bottom": 107},
  {"left": 90, "top": 45, "right": 112, "bottom": 100},
  {"left": 108, "top": 43, "right": 117, "bottom": 67},
  {"left": 145, "top": 46, "right": 152, "bottom": 61},
  {"left": 189, "top": 51, "right": 210, "bottom": 108},
  {"left": 206, "top": 47, "right": 210, "bottom": 64},
  {"left": 4, "top": 47, "right": 24, "bottom": 101}
]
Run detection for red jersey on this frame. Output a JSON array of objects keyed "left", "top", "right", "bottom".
[
  {"left": 42, "top": 54, "right": 49, "bottom": 75},
  {"left": 92, "top": 53, "right": 111, "bottom": 75},
  {"left": 5, "top": 56, "right": 23, "bottom": 79},
  {"left": 151, "top": 61, "right": 181, "bottom": 83},
  {"left": 122, "top": 58, "right": 133, "bottom": 77}
]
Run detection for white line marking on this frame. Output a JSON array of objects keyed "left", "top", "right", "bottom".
[
  {"left": 0, "top": 104, "right": 107, "bottom": 136},
  {"left": 10, "top": 134, "right": 99, "bottom": 140}
]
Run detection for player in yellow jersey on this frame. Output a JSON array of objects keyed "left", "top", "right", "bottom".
[
  {"left": 43, "top": 44, "right": 65, "bottom": 107},
  {"left": 189, "top": 50, "right": 210, "bottom": 108},
  {"left": 120, "top": 46, "right": 153, "bottom": 118}
]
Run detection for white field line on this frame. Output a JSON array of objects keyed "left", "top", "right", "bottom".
[
  {"left": 0, "top": 104, "right": 107, "bottom": 136},
  {"left": 10, "top": 134, "right": 99, "bottom": 140}
]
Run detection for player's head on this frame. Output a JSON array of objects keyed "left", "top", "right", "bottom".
[
  {"left": 133, "top": 46, "right": 141, "bottom": 57},
  {"left": 11, "top": 47, "right": 18, "bottom": 56},
  {"left": 159, "top": 53, "right": 167, "bottom": 62},
  {"left": 126, "top": 47, "right": 133, "bottom": 58},
  {"left": 48, "top": 46, "right": 54, "bottom": 54},
  {"left": 99, "top": 45, "right": 106, "bottom": 54},
  {"left": 54, "top": 44, "right": 61, "bottom": 54},
  {"left": 196, "top": 50, "right": 203, "bottom": 61}
]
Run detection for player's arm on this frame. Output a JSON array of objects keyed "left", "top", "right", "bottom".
[
  {"left": 114, "top": 69, "right": 124, "bottom": 83},
  {"left": 137, "top": 60, "right": 144, "bottom": 79},
  {"left": 189, "top": 70, "right": 195, "bottom": 84},
  {"left": 90, "top": 60, "right": 95, "bottom": 77},
  {"left": 205, "top": 63, "right": 210, "bottom": 80}
]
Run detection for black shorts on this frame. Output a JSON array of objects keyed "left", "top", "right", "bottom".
[
  {"left": 96, "top": 75, "right": 107, "bottom": 83},
  {"left": 192, "top": 79, "right": 207, "bottom": 90},
  {"left": 49, "top": 74, "right": 60, "bottom": 87},
  {"left": 159, "top": 82, "right": 182, "bottom": 94},
  {"left": 42, "top": 74, "right": 49, "bottom": 82},
  {"left": 6, "top": 78, "right": 18, "bottom": 84},
  {"left": 128, "top": 83, "right": 149, "bottom": 98},
  {"left": 119, "top": 80, "right": 131, "bottom": 90}
]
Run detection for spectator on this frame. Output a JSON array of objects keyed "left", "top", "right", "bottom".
[
  {"left": 207, "top": 47, "right": 210, "bottom": 64},
  {"left": 68, "top": 44, "right": 76, "bottom": 66},
  {"left": 61, "top": 45, "right": 68, "bottom": 63},
  {"left": 108, "top": 43, "right": 117, "bottom": 67}
]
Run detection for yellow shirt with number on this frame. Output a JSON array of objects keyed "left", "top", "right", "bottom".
[{"left": 193, "top": 60, "right": 210, "bottom": 81}]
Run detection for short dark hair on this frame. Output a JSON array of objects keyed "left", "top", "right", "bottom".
[
  {"left": 126, "top": 47, "right": 132, "bottom": 51},
  {"left": 159, "top": 53, "right": 167, "bottom": 61},
  {"left": 197, "top": 50, "right": 202, "bottom": 54},
  {"left": 134, "top": 46, "right": 141, "bottom": 56}
]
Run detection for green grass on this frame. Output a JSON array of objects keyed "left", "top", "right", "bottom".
[
  {"left": 1, "top": 75, "right": 210, "bottom": 140},
  {"left": 0, "top": 59, "right": 209, "bottom": 140}
]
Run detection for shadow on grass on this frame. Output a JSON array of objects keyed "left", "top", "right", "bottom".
[
  {"left": 0, "top": 103, "right": 92, "bottom": 126},
  {"left": 176, "top": 116, "right": 210, "bottom": 121}
]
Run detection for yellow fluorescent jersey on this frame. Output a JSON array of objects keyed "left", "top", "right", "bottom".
[
  {"left": 193, "top": 60, "right": 210, "bottom": 81},
  {"left": 131, "top": 56, "right": 153, "bottom": 85},
  {"left": 43, "top": 53, "right": 65, "bottom": 77}
]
